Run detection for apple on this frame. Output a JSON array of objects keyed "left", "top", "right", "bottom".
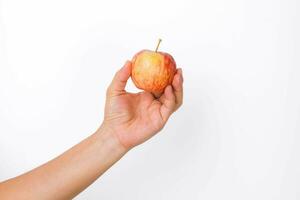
[{"left": 131, "top": 39, "right": 177, "bottom": 95}]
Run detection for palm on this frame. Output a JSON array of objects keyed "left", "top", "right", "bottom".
[{"left": 105, "top": 91, "right": 165, "bottom": 147}]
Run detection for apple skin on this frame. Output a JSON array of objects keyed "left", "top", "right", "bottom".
[{"left": 131, "top": 50, "right": 177, "bottom": 94}]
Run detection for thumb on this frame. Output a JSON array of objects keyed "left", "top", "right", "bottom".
[{"left": 107, "top": 61, "right": 132, "bottom": 96}]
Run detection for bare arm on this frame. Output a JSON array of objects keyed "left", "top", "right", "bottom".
[
  {"left": 0, "top": 126, "right": 126, "bottom": 200},
  {"left": 0, "top": 61, "right": 183, "bottom": 200}
]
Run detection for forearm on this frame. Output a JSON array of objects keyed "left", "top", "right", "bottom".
[{"left": 0, "top": 125, "right": 127, "bottom": 200}]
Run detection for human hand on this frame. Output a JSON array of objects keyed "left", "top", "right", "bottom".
[{"left": 102, "top": 61, "right": 183, "bottom": 150}]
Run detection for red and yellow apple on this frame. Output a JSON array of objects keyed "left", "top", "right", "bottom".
[{"left": 131, "top": 39, "right": 177, "bottom": 95}]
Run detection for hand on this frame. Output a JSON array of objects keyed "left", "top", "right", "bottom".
[{"left": 102, "top": 61, "right": 184, "bottom": 149}]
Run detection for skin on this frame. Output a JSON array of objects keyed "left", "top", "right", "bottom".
[{"left": 0, "top": 61, "right": 183, "bottom": 200}]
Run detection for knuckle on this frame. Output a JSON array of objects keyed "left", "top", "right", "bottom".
[
  {"left": 176, "top": 100, "right": 183, "bottom": 110},
  {"left": 179, "top": 99, "right": 183, "bottom": 107},
  {"left": 176, "top": 98, "right": 183, "bottom": 106},
  {"left": 178, "top": 101, "right": 183, "bottom": 107}
]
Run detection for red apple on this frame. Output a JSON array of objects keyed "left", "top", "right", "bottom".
[{"left": 131, "top": 39, "right": 177, "bottom": 95}]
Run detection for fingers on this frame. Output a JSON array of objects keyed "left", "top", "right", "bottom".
[
  {"left": 158, "top": 68, "right": 183, "bottom": 122},
  {"left": 107, "top": 61, "right": 132, "bottom": 96},
  {"left": 172, "top": 68, "right": 183, "bottom": 111},
  {"left": 159, "top": 85, "right": 176, "bottom": 122}
]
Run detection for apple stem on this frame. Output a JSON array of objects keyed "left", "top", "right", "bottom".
[{"left": 155, "top": 38, "right": 162, "bottom": 52}]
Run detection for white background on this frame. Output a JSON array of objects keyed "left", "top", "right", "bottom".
[{"left": 0, "top": 0, "right": 300, "bottom": 199}]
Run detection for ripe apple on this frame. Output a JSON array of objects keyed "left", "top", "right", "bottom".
[{"left": 131, "top": 39, "right": 177, "bottom": 95}]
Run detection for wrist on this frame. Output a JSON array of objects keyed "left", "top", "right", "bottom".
[{"left": 95, "top": 123, "right": 130, "bottom": 153}]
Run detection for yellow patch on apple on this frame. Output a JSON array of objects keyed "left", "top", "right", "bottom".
[{"left": 131, "top": 39, "right": 177, "bottom": 95}]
